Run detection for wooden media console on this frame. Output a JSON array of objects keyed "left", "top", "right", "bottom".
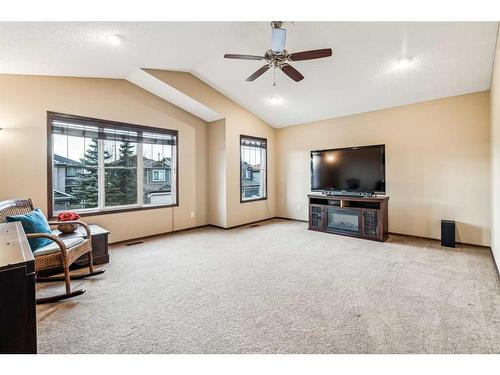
[{"left": 308, "top": 194, "right": 389, "bottom": 241}]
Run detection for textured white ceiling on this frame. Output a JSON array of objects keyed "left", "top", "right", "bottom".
[{"left": 0, "top": 22, "right": 497, "bottom": 127}]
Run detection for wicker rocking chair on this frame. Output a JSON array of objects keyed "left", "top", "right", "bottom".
[{"left": 0, "top": 199, "right": 105, "bottom": 304}]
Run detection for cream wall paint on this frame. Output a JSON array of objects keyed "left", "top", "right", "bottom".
[
  {"left": 276, "top": 92, "right": 491, "bottom": 246},
  {"left": 0, "top": 72, "right": 492, "bottom": 248},
  {"left": 491, "top": 28, "right": 500, "bottom": 269},
  {"left": 145, "top": 70, "right": 276, "bottom": 227},
  {"left": 0, "top": 74, "right": 208, "bottom": 243},
  {"left": 207, "top": 119, "right": 227, "bottom": 227}
]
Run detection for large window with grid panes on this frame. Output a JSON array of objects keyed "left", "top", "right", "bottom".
[{"left": 48, "top": 112, "right": 177, "bottom": 217}]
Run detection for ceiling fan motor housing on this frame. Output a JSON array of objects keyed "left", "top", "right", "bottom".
[
  {"left": 271, "top": 21, "right": 283, "bottom": 29},
  {"left": 265, "top": 50, "right": 288, "bottom": 68}
]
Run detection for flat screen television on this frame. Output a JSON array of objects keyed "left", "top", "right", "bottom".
[{"left": 310, "top": 144, "right": 385, "bottom": 195}]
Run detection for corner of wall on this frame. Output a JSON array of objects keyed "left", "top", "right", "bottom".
[
  {"left": 490, "top": 24, "right": 500, "bottom": 273},
  {"left": 207, "top": 118, "right": 228, "bottom": 227}
]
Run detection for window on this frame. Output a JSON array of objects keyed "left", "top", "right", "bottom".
[
  {"left": 240, "top": 135, "right": 267, "bottom": 202},
  {"left": 152, "top": 169, "right": 166, "bottom": 182},
  {"left": 66, "top": 167, "right": 78, "bottom": 177},
  {"left": 48, "top": 112, "right": 177, "bottom": 217}
]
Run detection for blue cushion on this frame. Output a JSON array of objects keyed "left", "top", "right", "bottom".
[{"left": 6, "top": 208, "right": 53, "bottom": 251}]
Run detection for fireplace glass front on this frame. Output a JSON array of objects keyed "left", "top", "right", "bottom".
[{"left": 326, "top": 208, "right": 361, "bottom": 235}]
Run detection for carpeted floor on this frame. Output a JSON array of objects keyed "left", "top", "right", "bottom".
[{"left": 36, "top": 219, "right": 500, "bottom": 354}]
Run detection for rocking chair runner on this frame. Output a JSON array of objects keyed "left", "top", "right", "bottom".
[{"left": 0, "top": 199, "right": 105, "bottom": 304}]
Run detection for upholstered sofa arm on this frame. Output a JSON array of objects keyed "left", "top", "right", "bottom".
[
  {"left": 47, "top": 220, "right": 92, "bottom": 239},
  {"left": 26, "top": 233, "right": 68, "bottom": 257}
]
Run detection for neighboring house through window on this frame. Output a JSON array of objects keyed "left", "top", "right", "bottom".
[
  {"left": 240, "top": 135, "right": 267, "bottom": 202},
  {"left": 48, "top": 112, "right": 177, "bottom": 217}
]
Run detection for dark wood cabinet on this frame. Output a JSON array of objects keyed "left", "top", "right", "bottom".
[
  {"left": 0, "top": 222, "right": 37, "bottom": 354},
  {"left": 308, "top": 194, "right": 389, "bottom": 241},
  {"left": 362, "top": 209, "right": 380, "bottom": 239},
  {"left": 309, "top": 204, "right": 324, "bottom": 230}
]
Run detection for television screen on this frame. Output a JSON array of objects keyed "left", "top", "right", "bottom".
[{"left": 311, "top": 145, "right": 385, "bottom": 194}]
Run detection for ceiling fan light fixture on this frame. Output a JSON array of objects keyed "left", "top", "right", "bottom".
[{"left": 271, "top": 28, "right": 286, "bottom": 54}]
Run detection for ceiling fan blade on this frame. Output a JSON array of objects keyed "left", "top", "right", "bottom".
[
  {"left": 288, "top": 48, "right": 332, "bottom": 61},
  {"left": 281, "top": 64, "right": 304, "bottom": 82},
  {"left": 271, "top": 27, "right": 286, "bottom": 54},
  {"left": 246, "top": 65, "right": 270, "bottom": 82},
  {"left": 224, "top": 54, "right": 265, "bottom": 61}
]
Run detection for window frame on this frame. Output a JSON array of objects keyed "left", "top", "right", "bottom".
[
  {"left": 47, "top": 111, "right": 179, "bottom": 219},
  {"left": 239, "top": 134, "right": 268, "bottom": 204}
]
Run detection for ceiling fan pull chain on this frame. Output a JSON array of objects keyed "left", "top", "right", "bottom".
[{"left": 273, "top": 68, "right": 276, "bottom": 87}]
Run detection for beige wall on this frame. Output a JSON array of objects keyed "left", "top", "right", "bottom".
[
  {"left": 491, "top": 28, "right": 500, "bottom": 268},
  {"left": 0, "top": 72, "right": 493, "bottom": 248},
  {"left": 207, "top": 118, "right": 227, "bottom": 227},
  {"left": 146, "top": 70, "right": 276, "bottom": 227},
  {"left": 276, "top": 92, "right": 491, "bottom": 246},
  {"left": 0, "top": 74, "right": 208, "bottom": 243}
]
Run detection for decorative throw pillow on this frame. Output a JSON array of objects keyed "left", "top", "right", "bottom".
[{"left": 6, "top": 208, "right": 53, "bottom": 251}]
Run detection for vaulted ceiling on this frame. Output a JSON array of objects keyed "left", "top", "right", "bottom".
[{"left": 0, "top": 22, "right": 497, "bottom": 127}]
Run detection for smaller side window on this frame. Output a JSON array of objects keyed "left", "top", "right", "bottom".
[{"left": 240, "top": 135, "right": 267, "bottom": 202}]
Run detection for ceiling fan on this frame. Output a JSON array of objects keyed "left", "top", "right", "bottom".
[{"left": 224, "top": 21, "right": 332, "bottom": 84}]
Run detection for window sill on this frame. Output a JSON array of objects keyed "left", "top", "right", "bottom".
[
  {"left": 50, "top": 203, "right": 178, "bottom": 220},
  {"left": 240, "top": 197, "right": 267, "bottom": 204}
]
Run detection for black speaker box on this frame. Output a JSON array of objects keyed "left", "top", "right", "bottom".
[{"left": 441, "top": 220, "right": 456, "bottom": 248}]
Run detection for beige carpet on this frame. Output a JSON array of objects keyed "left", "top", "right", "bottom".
[{"left": 36, "top": 219, "right": 500, "bottom": 353}]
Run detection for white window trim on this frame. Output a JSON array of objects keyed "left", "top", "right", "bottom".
[
  {"left": 100, "top": 142, "right": 175, "bottom": 211},
  {"left": 97, "top": 139, "right": 105, "bottom": 210},
  {"left": 50, "top": 121, "right": 177, "bottom": 216},
  {"left": 137, "top": 143, "right": 144, "bottom": 206}
]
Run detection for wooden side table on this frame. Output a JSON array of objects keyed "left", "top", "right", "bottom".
[{"left": 54, "top": 224, "right": 110, "bottom": 267}]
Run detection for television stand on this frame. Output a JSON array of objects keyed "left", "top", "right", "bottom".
[
  {"left": 308, "top": 194, "right": 389, "bottom": 241},
  {"left": 324, "top": 191, "right": 374, "bottom": 198}
]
